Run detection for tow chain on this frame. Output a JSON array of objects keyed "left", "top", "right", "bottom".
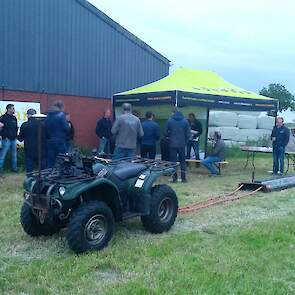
[{"left": 178, "top": 185, "right": 263, "bottom": 214}]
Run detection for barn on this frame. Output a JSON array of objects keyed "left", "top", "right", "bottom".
[{"left": 0, "top": 0, "right": 170, "bottom": 147}]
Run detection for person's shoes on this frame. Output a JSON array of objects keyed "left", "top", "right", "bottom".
[
  {"left": 209, "top": 173, "right": 218, "bottom": 177},
  {"left": 181, "top": 179, "right": 187, "bottom": 183}
]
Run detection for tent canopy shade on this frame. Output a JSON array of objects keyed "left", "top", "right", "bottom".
[{"left": 113, "top": 68, "right": 278, "bottom": 113}]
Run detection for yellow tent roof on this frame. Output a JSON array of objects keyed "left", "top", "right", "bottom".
[{"left": 118, "top": 67, "right": 272, "bottom": 100}]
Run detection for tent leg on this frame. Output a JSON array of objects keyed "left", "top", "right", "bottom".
[{"left": 204, "top": 108, "right": 210, "bottom": 158}]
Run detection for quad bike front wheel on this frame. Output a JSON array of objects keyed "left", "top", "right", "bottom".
[
  {"left": 141, "top": 184, "right": 178, "bottom": 233},
  {"left": 67, "top": 201, "right": 114, "bottom": 253},
  {"left": 20, "top": 202, "right": 60, "bottom": 236}
]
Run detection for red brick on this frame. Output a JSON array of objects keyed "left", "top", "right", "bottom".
[{"left": 1, "top": 89, "right": 111, "bottom": 148}]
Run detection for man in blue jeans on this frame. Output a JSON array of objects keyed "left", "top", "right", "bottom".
[
  {"left": 271, "top": 116, "right": 290, "bottom": 175},
  {"left": 0, "top": 104, "right": 18, "bottom": 176},
  {"left": 201, "top": 131, "right": 225, "bottom": 175},
  {"left": 166, "top": 108, "right": 191, "bottom": 183},
  {"left": 111, "top": 103, "right": 143, "bottom": 159},
  {"left": 96, "top": 109, "right": 112, "bottom": 155},
  {"left": 140, "top": 112, "right": 160, "bottom": 159}
]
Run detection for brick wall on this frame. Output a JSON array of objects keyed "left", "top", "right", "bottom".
[{"left": 1, "top": 89, "right": 111, "bottom": 148}]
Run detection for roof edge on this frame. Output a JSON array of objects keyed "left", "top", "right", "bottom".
[{"left": 75, "top": 0, "right": 171, "bottom": 65}]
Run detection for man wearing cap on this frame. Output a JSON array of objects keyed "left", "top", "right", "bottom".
[
  {"left": 18, "top": 109, "right": 46, "bottom": 173},
  {"left": 0, "top": 104, "right": 18, "bottom": 176}
]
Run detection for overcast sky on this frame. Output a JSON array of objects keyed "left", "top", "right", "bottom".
[{"left": 89, "top": 0, "right": 295, "bottom": 94}]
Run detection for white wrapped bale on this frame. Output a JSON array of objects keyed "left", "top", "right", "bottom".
[
  {"left": 237, "top": 141, "right": 246, "bottom": 146},
  {"left": 257, "top": 116, "right": 275, "bottom": 130},
  {"left": 209, "top": 111, "right": 238, "bottom": 127},
  {"left": 234, "top": 129, "right": 262, "bottom": 142},
  {"left": 257, "top": 129, "right": 272, "bottom": 138},
  {"left": 224, "top": 140, "right": 240, "bottom": 147},
  {"left": 236, "top": 111, "right": 261, "bottom": 117},
  {"left": 238, "top": 115, "right": 258, "bottom": 129},
  {"left": 286, "top": 135, "right": 295, "bottom": 152},
  {"left": 208, "top": 127, "right": 239, "bottom": 140}
]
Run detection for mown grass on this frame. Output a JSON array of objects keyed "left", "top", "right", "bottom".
[{"left": 1, "top": 155, "right": 295, "bottom": 294}]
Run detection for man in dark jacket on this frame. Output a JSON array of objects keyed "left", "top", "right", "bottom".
[
  {"left": 18, "top": 109, "right": 46, "bottom": 173},
  {"left": 166, "top": 108, "right": 191, "bottom": 182},
  {"left": 0, "top": 104, "right": 18, "bottom": 175},
  {"left": 201, "top": 131, "right": 225, "bottom": 175},
  {"left": 271, "top": 116, "right": 290, "bottom": 174},
  {"left": 45, "top": 101, "right": 70, "bottom": 168},
  {"left": 186, "top": 113, "right": 203, "bottom": 160},
  {"left": 96, "top": 109, "right": 112, "bottom": 155},
  {"left": 140, "top": 112, "right": 160, "bottom": 159}
]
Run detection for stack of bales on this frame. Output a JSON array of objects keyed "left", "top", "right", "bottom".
[{"left": 208, "top": 111, "right": 274, "bottom": 146}]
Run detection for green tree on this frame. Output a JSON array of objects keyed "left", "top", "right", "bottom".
[{"left": 259, "top": 83, "right": 295, "bottom": 112}]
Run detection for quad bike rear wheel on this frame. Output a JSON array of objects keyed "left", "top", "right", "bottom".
[
  {"left": 141, "top": 184, "right": 178, "bottom": 233},
  {"left": 67, "top": 201, "right": 114, "bottom": 253}
]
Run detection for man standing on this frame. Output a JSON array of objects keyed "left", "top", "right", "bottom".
[
  {"left": 140, "top": 112, "right": 160, "bottom": 159},
  {"left": 0, "top": 104, "right": 18, "bottom": 175},
  {"left": 201, "top": 131, "right": 225, "bottom": 176},
  {"left": 186, "top": 113, "right": 203, "bottom": 160},
  {"left": 18, "top": 109, "right": 46, "bottom": 173},
  {"left": 166, "top": 108, "right": 191, "bottom": 183},
  {"left": 45, "top": 101, "right": 70, "bottom": 168},
  {"left": 111, "top": 103, "right": 143, "bottom": 159},
  {"left": 96, "top": 109, "right": 112, "bottom": 155},
  {"left": 271, "top": 116, "right": 290, "bottom": 175}
]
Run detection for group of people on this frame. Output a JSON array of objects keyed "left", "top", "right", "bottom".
[
  {"left": 0, "top": 101, "right": 74, "bottom": 176},
  {"left": 96, "top": 103, "right": 225, "bottom": 182},
  {"left": 1, "top": 100, "right": 288, "bottom": 180}
]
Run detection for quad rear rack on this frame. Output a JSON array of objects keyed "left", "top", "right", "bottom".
[{"left": 102, "top": 156, "right": 179, "bottom": 171}]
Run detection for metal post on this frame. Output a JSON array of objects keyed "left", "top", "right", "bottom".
[
  {"left": 32, "top": 114, "right": 47, "bottom": 194},
  {"left": 37, "top": 119, "right": 42, "bottom": 194},
  {"left": 204, "top": 108, "right": 210, "bottom": 157}
]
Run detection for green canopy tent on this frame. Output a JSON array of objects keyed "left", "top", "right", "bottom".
[{"left": 113, "top": 68, "right": 278, "bottom": 155}]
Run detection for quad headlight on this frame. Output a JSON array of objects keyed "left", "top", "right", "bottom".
[
  {"left": 24, "top": 192, "right": 30, "bottom": 200},
  {"left": 58, "top": 186, "right": 66, "bottom": 196}
]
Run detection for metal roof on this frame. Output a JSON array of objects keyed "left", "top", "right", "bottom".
[
  {"left": 76, "top": 0, "right": 170, "bottom": 65},
  {"left": 0, "top": 0, "right": 170, "bottom": 98}
]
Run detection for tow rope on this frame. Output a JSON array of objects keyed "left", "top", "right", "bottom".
[{"left": 178, "top": 185, "right": 263, "bottom": 214}]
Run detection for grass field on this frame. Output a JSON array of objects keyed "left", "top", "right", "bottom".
[{"left": 1, "top": 156, "right": 295, "bottom": 294}]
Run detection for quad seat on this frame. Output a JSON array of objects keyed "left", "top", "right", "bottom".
[{"left": 112, "top": 163, "right": 147, "bottom": 180}]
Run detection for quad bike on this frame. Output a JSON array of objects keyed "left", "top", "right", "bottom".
[{"left": 21, "top": 153, "right": 179, "bottom": 253}]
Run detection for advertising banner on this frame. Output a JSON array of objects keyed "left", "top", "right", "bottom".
[{"left": 0, "top": 100, "right": 41, "bottom": 127}]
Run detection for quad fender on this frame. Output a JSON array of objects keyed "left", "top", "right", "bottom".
[
  {"left": 133, "top": 168, "right": 176, "bottom": 194},
  {"left": 127, "top": 168, "right": 176, "bottom": 215},
  {"left": 64, "top": 179, "right": 122, "bottom": 221}
]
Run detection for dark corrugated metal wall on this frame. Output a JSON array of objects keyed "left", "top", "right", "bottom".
[{"left": 0, "top": 0, "right": 169, "bottom": 98}]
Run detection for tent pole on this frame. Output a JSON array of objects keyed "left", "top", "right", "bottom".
[{"left": 204, "top": 108, "right": 210, "bottom": 157}]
